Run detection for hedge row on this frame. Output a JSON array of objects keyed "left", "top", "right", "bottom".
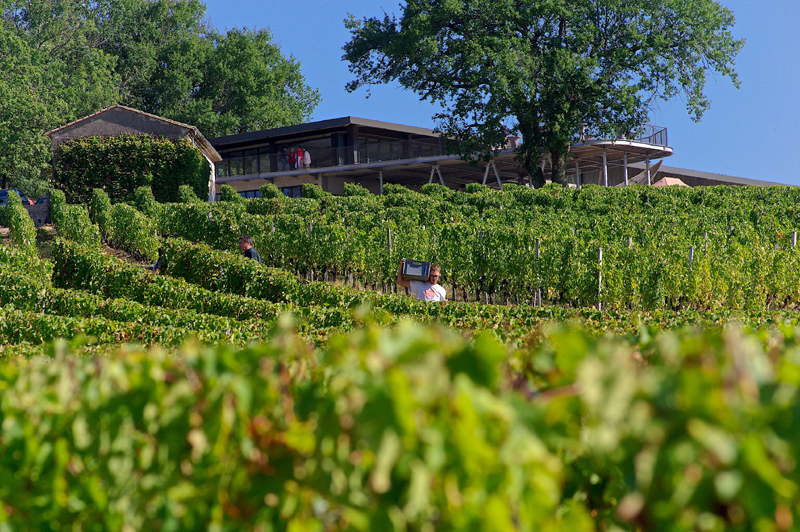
[
  {"left": 0, "top": 244, "right": 52, "bottom": 284},
  {"left": 54, "top": 135, "right": 208, "bottom": 204},
  {"left": 0, "top": 307, "right": 233, "bottom": 347},
  {"left": 159, "top": 238, "right": 800, "bottom": 345},
  {"left": 1, "top": 322, "right": 798, "bottom": 531},
  {"left": 50, "top": 239, "right": 351, "bottom": 332},
  {"left": 50, "top": 189, "right": 100, "bottom": 249}
]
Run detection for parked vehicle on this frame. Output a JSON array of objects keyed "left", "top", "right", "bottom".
[
  {"left": 35, "top": 196, "right": 50, "bottom": 205},
  {"left": 0, "top": 188, "right": 29, "bottom": 206}
]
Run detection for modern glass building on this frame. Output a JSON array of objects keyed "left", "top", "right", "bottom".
[{"left": 209, "top": 116, "right": 780, "bottom": 199}]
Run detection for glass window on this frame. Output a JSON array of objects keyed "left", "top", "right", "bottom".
[
  {"left": 281, "top": 186, "right": 302, "bottom": 198},
  {"left": 259, "top": 153, "right": 271, "bottom": 173},
  {"left": 243, "top": 154, "right": 258, "bottom": 175},
  {"left": 215, "top": 160, "right": 229, "bottom": 179},
  {"left": 230, "top": 157, "right": 244, "bottom": 177}
]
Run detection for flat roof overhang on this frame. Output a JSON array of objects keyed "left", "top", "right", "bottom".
[
  {"left": 570, "top": 139, "right": 673, "bottom": 173},
  {"left": 212, "top": 116, "right": 440, "bottom": 150}
]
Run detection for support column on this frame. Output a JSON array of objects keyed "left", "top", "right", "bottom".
[
  {"left": 482, "top": 162, "right": 491, "bottom": 186},
  {"left": 646, "top": 159, "right": 651, "bottom": 185},
  {"left": 602, "top": 148, "right": 608, "bottom": 187},
  {"left": 347, "top": 124, "right": 359, "bottom": 165},
  {"left": 206, "top": 155, "right": 216, "bottom": 203},
  {"left": 436, "top": 165, "right": 445, "bottom": 186},
  {"left": 623, "top": 153, "right": 629, "bottom": 186},
  {"left": 574, "top": 158, "right": 580, "bottom": 189},
  {"left": 379, "top": 171, "right": 384, "bottom": 195},
  {"left": 429, "top": 166, "right": 436, "bottom": 185},
  {"left": 492, "top": 161, "right": 502, "bottom": 189}
]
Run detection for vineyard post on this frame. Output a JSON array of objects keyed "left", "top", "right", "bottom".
[
  {"left": 480, "top": 230, "right": 485, "bottom": 304},
  {"left": 793, "top": 231, "right": 797, "bottom": 247},
  {"left": 308, "top": 222, "right": 313, "bottom": 282},
  {"left": 271, "top": 219, "right": 275, "bottom": 234},
  {"left": 597, "top": 247, "right": 603, "bottom": 311},
  {"left": 535, "top": 238, "right": 541, "bottom": 307},
  {"left": 704, "top": 232, "right": 708, "bottom": 254},
  {"left": 689, "top": 246, "right": 694, "bottom": 268},
  {"left": 627, "top": 237, "right": 632, "bottom": 248},
  {"left": 387, "top": 226, "right": 392, "bottom": 255}
]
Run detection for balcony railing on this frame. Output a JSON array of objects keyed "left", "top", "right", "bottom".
[
  {"left": 632, "top": 125, "right": 668, "bottom": 147},
  {"left": 216, "top": 137, "right": 452, "bottom": 179},
  {"left": 216, "top": 126, "right": 668, "bottom": 179}
]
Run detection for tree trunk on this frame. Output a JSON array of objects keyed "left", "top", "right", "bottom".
[
  {"left": 530, "top": 165, "right": 546, "bottom": 188},
  {"left": 550, "top": 150, "right": 568, "bottom": 186}
]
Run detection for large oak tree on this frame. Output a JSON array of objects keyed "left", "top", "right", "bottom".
[{"left": 343, "top": 0, "right": 743, "bottom": 186}]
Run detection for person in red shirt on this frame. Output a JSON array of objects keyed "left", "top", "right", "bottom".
[
  {"left": 287, "top": 148, "right": 296, "bottom": 171},
  {"left": 296, "top": 146, "right": 304, "bottom": 169}
]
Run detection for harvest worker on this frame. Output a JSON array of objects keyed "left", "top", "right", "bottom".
[
  {"left": 152, "top": 247, "right": 165, "bottom": 274},
  {"left": 396, "top": 258, "right": 446, "bottom": 301},
  {"left": 239, "top": 235, "right": 262, "bottom": 263}
]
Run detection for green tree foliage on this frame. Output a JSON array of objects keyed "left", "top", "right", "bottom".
[
  {"left": 0, "top": 0, "right": 319, "bottom": 195},
  {"left": 0, "top": 0, "right": 118, "bottom": 192},
  {"left": 54, "top": 135, "right": 209, "bottom": 204},
  {"left": 343, "top": 0, "right": 743, "bottom": 185},
  {"left": 90, "top": 0, "right": 319, "bottom": 136}
]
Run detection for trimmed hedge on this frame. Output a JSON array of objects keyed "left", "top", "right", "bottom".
[
  {"left": 106, "top": 203, "right": 160, "bottom": 262},
  {"left": 51, "top": 239, "right": 286, "bottom": 323},
  {"left": 133, "top": 186, "right": 161, "bottom": 218},
  {"left": 5, "top": 205, "right": 37, "bottom": 255},
  {"left": 0, "top": 244, "right": 53, "bottom": 284},
  {"left": 53, "top": 135, "right": 208, "bottom": 204},
  {"left": 50, "top": 189, "right": 100, "bottom": 249},
  {"left": 89, "top": 188, "right": 112, "bottom": 234},
  {"left": 0, "top": 307, "right": 233, "bottom": 346}
]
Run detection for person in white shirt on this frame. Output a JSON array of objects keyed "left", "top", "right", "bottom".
[{"left": 396, "top": 258, "right": 447, "bottom": 302}]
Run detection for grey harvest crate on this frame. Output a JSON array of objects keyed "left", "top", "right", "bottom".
[{"left": 402, "top": 260, "right": 431, "bottom": 281}]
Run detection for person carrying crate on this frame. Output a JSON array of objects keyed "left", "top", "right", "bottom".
[{"left": 396, "top": 258, "right": 446, "bottom": 301}]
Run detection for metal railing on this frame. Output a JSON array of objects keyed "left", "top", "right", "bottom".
[
  {"left": 217, "top": 138, "right": 453, "bottom": 178},
  {"left": 216, "top": 126, "right": 668, "bottom": 179},
  {"left": 631, "top": 125, "right": 668, "bottom": 147}
]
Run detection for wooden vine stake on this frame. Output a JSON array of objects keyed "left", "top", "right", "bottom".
[
  {"left": 387, "top": 226, "right": 392, "bottom": 255},
  {"left": 535, "top": 238, "right": 542, "bottom": 307},
  {"left": 597, "top": 247, "right": 603, "bottom": 311},
  {"left": 794, "top": 231, "right": 797, "bottom": 248}
]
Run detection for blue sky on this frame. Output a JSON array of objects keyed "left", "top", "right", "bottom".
[{"left": 203, "top": 0, "right": 800, "bottom": 186}]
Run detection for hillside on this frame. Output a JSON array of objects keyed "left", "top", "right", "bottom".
[{"left": 0, "top": 183, "right": 799, "bottom": 531}]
